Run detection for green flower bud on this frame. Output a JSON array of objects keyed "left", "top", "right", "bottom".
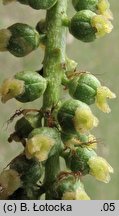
[
  {"left": 0, "top": 23, "right": 41, "bottom": 57},
  {"left": 64, "top": 147, "right": 113, "bottom": 182},
  {"left": 48, "top": 174, "right": 90, "bottom": 200},
  {"left": 57, "top": 99, "right": 98, "bottom": 134},
  {"left": 3, "top": 0, "right": 58, "bottom": 10},
  {"left": 0, "top": 71, "right": 47, "bottom": 103},
  {"left": 69, "top": 10, "right": 113, "bottom": 42},
  {"left": 68, "top": 73, "right": 116, "bottom": 112},
  {"left": 14, "top": 113, "right": 41, "bottom": 139},
  {"left": 28, "top": 0, "right": 58, "bottom": 10},
  {"left": 25, "top": 127, "right": 61, "bottom": 162},
  {"left": 0, "top": 169, "right": 21, "bottom": 200},
  {"left": 72, "top": 0, "right": 113, "bottom": 20},
  {"left": 68, "top": 73, "right": 101, "bottom": 104},
  {"left": 65, "top": 146, "right": 97, "bottom": 175},
  {"left": 10, "top": 154, "right": 43, "bottom": 185}
]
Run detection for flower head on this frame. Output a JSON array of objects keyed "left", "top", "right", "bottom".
[
  {"left": 95, "top": 86, "right": 116, "bottom": 113},
  {"left": 91, "top": 15, "right": 113, "bottom": 38},
  {"left": 88, "top": 156, "right": 114, "bottom": 183}
]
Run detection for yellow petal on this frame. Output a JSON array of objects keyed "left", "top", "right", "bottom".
[
  {"left": 98, "top": 0, "right": 110, "bottom": 13},
  {"left": 96, "top": 86, "right": 116, "bottom": 113},
  {"left": 103, "top": 9, "right": 113, "bottom": 20},
  {"left": 91, "top": 15, "right": 113, "bottom": 38},
  {"left": 25, "top": 135, "right": 54, "bottom": 161},
  {"left": 0, "top": 79, "right": 24, "bottom": 103},
  {"left": 88, "top": 156, "right": 114, "bottom": 183},
  {"left": 74, "top": 107, "right": 99, "bottom": 133}
]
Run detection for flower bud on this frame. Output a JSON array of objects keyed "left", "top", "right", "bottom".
[
  {"left": 72, "top": 0, "right": 113, "bottom": 20},
  {"left": 68, "top": 73, "right": 101, "bottom": 105},
  {"left": 57, "top": 99, "right": 98, "bottom": 134},
  {"left": 88, "top": 156, "right": 114, "bottom": 183},
  {"left": 14, "top": 113, "right": 41, "bottom": 139},
  {"left": 48, "top": 174, "right": 90, "bottom": 200},
  {"left": 10, "top": 154, "right": 43, "bottom": 185},
  {"left": 64, "top": 147, "right": 113, "bottom": 182},
  {"left": 28, "top": 0, "right": 58, "bottom": 10},
  {"left": 68, "top": 73, "right": 116, "bottom": 112},
  {"left": 0, "top": 23, "right": 40, "bottom": 57},
  {"left": 69, "top": 10, "right": 113, "bottom": 42},
  {"left": 3, "top": 0, "right": 58, "bottom": 10},
  {"left": 25, "top": 127, "right": 61, "bottom": 162},
  {"left": 65, "top": 146, "right": 97, "bottom": 175},
  {"left": 0, "top": 71, "right": 47, "bottom": 103},
  {"left": 0, "top": 169, "right": 21, "bottom": 199}
]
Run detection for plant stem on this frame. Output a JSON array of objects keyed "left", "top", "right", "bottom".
[{"left": 42, "top": 0, "right": 68, "bottom": 197}]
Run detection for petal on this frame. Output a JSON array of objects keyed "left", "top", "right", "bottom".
[
  {"left": 26, "top": 135, "right": 54, "bottom": 161},
  {"left": 74, "top": 107, "right": 99, "bottom": 133},
  {"left": 96, "top": 86, "right": 116, "bottom": 113},
  {"left": 91, "top": 15, "right": 113, "bottom": 38},
  {"left": 88, "top": 156, "right": 114, "bottom": 183},
  {"left": 0, "top": 79, "right": 24, "bottom": 103}
]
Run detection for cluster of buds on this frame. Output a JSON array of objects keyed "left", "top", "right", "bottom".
[
  {"left": 0, "top": 0, "right": 115, "bottom": 200},
  {"left": 70, "top": 0, "right": 113, "bottom": 42}
]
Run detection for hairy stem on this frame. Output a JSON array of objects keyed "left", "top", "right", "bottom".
[{"left": 42, "top": 0, "right": 68, "bottom": 198}]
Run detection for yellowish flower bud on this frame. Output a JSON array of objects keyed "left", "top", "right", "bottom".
[
  {"left": 25, "top": 134, "right": 55, "bottom": 162},
  {"left": 0, "top": 169, "right": 21, "bottom": 199},
  {"left": 0, "top": 79, "right": 24, "bottom": 103},
  {"left": 88, "top": 156, "right": 114, "bottom": 183},
  {"left": 96, "top": 86, "right": 116, "bottom": 113},
  {"left": 91, "top": 15, "right": 113, "bottom": 38},
  {"left": 74, "top": 106, "right": 99, "bottom": 133}
]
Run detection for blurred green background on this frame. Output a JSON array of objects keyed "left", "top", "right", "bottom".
[{"left": 0, "top": 1, "right": 118, "bottom": 199}]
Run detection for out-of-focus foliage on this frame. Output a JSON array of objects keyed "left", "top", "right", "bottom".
[{"left": 0, "top": 0, "right": 118, "bottom": 199}]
